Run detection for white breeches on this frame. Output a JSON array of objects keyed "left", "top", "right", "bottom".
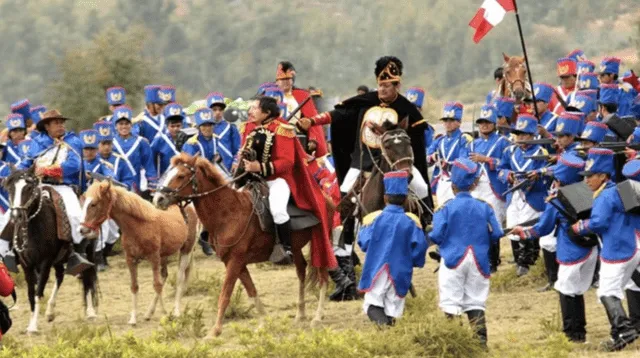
[
  {"left": 95, "top": 219, "right": 120, "bottom": 252},
  {"left": 363, "top": 269, "right": 406, "bottom": 318},
  {"left": 438, "top": 253, "right": 490, "bottom": 315},
  {"left": 554, "top": 247, "right": 598, "bottom": 296},
  {"left": 340, "top": 167, "right": 430, "bottom": 200},
  {"left": 0, "top": 211, "right": 9, "bottom": 256},
  {"left": 267, "top": 178, "right": 291, "bottom": 224},
  {"left": 506, "top": 190, "right": 541, "bottom": 228},
  {"left": 540, "top": 234, "right": 557, "bottom": 252},
  {"left": 597, "top": 243, "right": 640, "bottom": 300},
  {"left": 50, "top": 185, "right": 85, "bottom": 245},
  {"left": 471, "top": 173, "right": 506, "bottom": 224},
  {"left": 435, "top": 176, "right": 454, "bottom": 207}
]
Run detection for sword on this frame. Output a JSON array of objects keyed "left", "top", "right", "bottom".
[{"left": 286, "top": 96, "right": 313, "bottom": 124}]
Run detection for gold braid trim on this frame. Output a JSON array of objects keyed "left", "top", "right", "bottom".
[{"left": 275, "top": 123, "right": 296, "bottom": 138}]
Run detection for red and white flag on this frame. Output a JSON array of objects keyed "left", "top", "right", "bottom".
[{"left": 469, "top": 0, "right": 515, "bottom": 43}]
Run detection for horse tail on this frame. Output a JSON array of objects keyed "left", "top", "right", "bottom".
[{"left": 306, "top": 265, "right": 329, "bottom": 292}]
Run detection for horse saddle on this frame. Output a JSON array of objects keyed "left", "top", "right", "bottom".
[
  {"left": 41, "top": 187, "right": 72, "bottom": 242},
  {"left": 246, "top": 181, "right": 319, "bottom": 234}
]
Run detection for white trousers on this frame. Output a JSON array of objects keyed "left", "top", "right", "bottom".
[
  {"left": 435, "top": 176, "right": 454, "bottom": 206},
  {"left": 438, "top": 253, "right": 490, "bottom": 315},
  {"left": 363, "top": 269, "right": 406, "bottom": 318},
  {"left": 340, "top": 167, "right": 430, "bottom": 200},
  {"left": 540, "top": 234, "right": 557, "bottom": 252},
  {"left": 0, "top": 211, "right": 10, "bottom": 256},
  {"left": 554, "top": 247, "right": 598, "bottom": 296},
  {"left": 471, "top": 173, "right": 506, "bottom": 224},
  {"left": 506, "top": 190, "right": 541, "bottom": 228},
  {"left": 95, "top": 219, "right": 119, "bottom": 252},
  {"left": 267, "top": 178, "right": 291, "bottom": 224},
  {"left": 598, "top": 242, "right": 640, "bottom": 300}
]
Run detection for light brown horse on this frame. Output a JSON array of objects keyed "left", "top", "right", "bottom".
[
  {"left": 153, "top": 153, "right": 332, "bottom": 338},
  {"left": 79, "top": 181, "right": 199, "bottom": 325},
  {"left": 499, "top": 53, "right": 532, "bottom": 104}
]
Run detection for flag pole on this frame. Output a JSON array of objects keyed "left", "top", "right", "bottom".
[{"left": 512, "top": 0, "right": 540, "bottom": 118}]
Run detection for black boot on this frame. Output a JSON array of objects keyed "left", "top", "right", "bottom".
[
  {"left": 367, "top": 305, "right": 392, "bottom": 326},
  {"left": 489, "top": 241, "right": 501, "bottom": 273},
  {"left": 626, "top": 289, "right": 640, "bottom": 331},
  {"left": 591, "top": 259, "right": 600, "bottom": 288},
  {"left": 103, "top": 242, "right": 119, "bottom": 257},
  {"left": 572, "top": 295, "right": 587, "bottom": 343},
  {"left": 328, "top": 258, "right": 354, "bottom": 302},
  {"left": 95, "top": 250, "right": 108, "bottom": 272},
  {"left": 271, "top": 221, "right": 293, "bottom": 265},
  {"left": 1, "top": 252, "right": 18, "bottom": 273},
  {"left": 340, "top": 255, "right": 359, "bottom": 300},
  {"left": 538, "top": 249, "right": 558, "bottom": 292},
  {"left": 601, "top": 296, "right": 639, "bottom": 351},
  {"left": 66, "top": 240, "right": 95, "bottom": 276},
  {"left": 199, "top": 231, "right": 214, "bottom": 256},
  {"left": 466, "top": 310, "right": 488, "bottom": 347},
  {"left": 510, "top": 240, "right": 521, "bottom": 265}
]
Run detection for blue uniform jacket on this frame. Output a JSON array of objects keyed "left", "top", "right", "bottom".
[
  {"left": 539, "top": 111, "right": 558, "bottom": 134},
  {"left": 357, "top": 205, "right": 427, "bottom": 297},
  {"left": 574, "top": 182, "right": 639, "bottom": 263},
  {"left": 524, "top": 197, "right": 592, "bottom": 264},
  {"left": 150, "top": 133, "right": 180, "bottom": 177},
  {"left": 213, "top": 121, "right": 240, "bottom": 171},
  {"left": 497, "top": 144, "right": 550, "bottom": 212},
  {"left": 617, "top": 83, "right": 638, "bottom": 117},
  {"left": 182, "top": 133, "right": 218, "bottom": 162},
  {"left": 461, "top": 132, "right": 510, "bottom": 201},
  {"left": 0, "top": 162, "right": 11, "bottom": 213},
  {"left": 135, "top": 110, "right": 165, "bottom": 143},
  {"left": 427, "top": 129, "right": 471, "bottom": 191},
  {"left": 100, "top": 153, "right": 134, "bottom": 190},
  {"left": 112, "top": 134, "right": 157, "bottom": 192},
  {"left": 428, "top": 192, "right": 504, "bottom": 277},
  {"left": 2, "top": 141, "right": 24, "bottom": 166},
  {"left": 424, "top": 124, "right": 434, "bottom": 153},
  {"left": 20, "top": 132, "right": 83, "bottom": 187}
]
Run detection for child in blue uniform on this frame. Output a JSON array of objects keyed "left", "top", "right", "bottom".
[
  {"left": 358, "top": 171, "right": 427, "bottom": 326},
  {"left": 571, "top": 149, "right": 640, "bottom": 351},
  {"left": 429, "top": 158, "right": 504, "bottom": 347}
]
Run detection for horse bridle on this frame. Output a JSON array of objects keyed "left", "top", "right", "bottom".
[
  {"left": 81, "top": 193, "right": 116, "bottom": 232},
  {"left": 378, "top": 130, "right": 414, "bottom": 172},
  {"left": 157, "top": 163, "right": 247, "bottom": 204},
  {"left": 503, "top": 63, "right": 531, "bottom": 98},
  {"left": 9, "top": 175, "right": 44, "bottom": 253}
]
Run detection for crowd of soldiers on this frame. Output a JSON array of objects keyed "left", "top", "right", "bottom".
[{"left": 0, "top": 50, "right": 640, "bottom": 351}]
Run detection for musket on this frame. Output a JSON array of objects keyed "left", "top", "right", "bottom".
[
  {"left": 525, "top": 154, "right": 556, "bottom": 162},
  {"left": 503, "top": 217, "right": 540, "bottom": 234},
  {"left": 599, "top": 142, "right": 640, "bottom": 151},
  {"left": 502, "top": 178, "right": 533, "bottom": 196},
  {"left": 516, "top": 138, "right": 556, "bottom": 146},
  {"left": 87, "top": 172, "right": 128, "bottom": 188},
  {"left": 471, "top": 104, "right": 477, "bottom": 152}
]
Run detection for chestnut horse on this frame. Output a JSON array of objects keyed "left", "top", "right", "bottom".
[
  {"left": 79, "top": 181, "right": 199, "bottom": 325},
  {"left": 153, "top": 153, "right": 332, "bottom": 338}
]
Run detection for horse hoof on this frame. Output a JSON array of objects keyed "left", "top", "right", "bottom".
[
  {"left": 87, "top": 313, "right": 97, "bottom": 321},
  {"left": 172, "top": 309, "right": 181, "bottom": 318},
  {"left": 144, "top": 315, "right": 152, "bottom": 321},
  {"left": 310, "top": 318, "right": 322, "bottom": 329},
  {"left": 46, "top": 314, "right": 55, "bottom": 323},
  {"left": 26, "top": 327, "right": 39, "bottom": 335},
  {"left": 128, "top": 319, "right": 137, "bottom": 326}
]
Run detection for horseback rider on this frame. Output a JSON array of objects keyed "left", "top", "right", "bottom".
[
  {"left": 0, "top": 109, "right": 94, "bottom": 275},
  {"left": 240, "top": 96, "right": 334, "bottom": 265},
  {"left": 206, "top": 92, "right": 241, "bottom": 172}
]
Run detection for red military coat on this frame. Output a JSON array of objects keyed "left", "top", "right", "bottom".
[{"left": 291, "top": 88, "right": 328, "bottom": 158}]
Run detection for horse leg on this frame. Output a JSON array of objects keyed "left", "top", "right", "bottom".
[
  {"left": 25, "top": 268, "right": 39, "bottom": 333},
  {"left": 311, "top": 269, "right": 328, "bottom": 329},
  {"left": 208, "top": 258, "right": 242, "bottom": 338},
  {"left": 158, "top": 257, "right": 169, "bottom": 315},
  {"left": 127, "top": 256, "right": 139, "bottom": 326},
  {"left": 83, "top": 241, "right": 98, "bottom": 320},
  {"left": 144, "top": 255, "right": 163, "bottom": 321},
  {"left": 45, "top": 263, "right": 65, "bottom": 322},
  {"left": 293, "top": 247, "right": 307, "bottom": 324},
  {"left": 173, "top": 248, "right": 194, "bottom": 317},
  {"left": 238, "top": 265, "right": 264, "bottom": 316}
]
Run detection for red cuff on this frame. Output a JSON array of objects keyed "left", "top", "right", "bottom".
[
  {"left": 487, "top": 158, "right": 495, "bottom": 171},
  {"left": 44, "top": 165, "right": 63, "bottom": 179},
  {"left": 312, "top": 112, "right": 331, "bottom": 126}
]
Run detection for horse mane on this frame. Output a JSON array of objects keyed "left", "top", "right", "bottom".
[
  {"left": 171, "top": 153, "right": 229, "bottom": 188},
  {"left": 86, "top": 181, "right": 159, "bottom": 221}
]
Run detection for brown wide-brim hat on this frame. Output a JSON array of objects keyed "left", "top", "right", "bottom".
[{"left": 36, "top": 109, "right": 71, "bottom": 132}]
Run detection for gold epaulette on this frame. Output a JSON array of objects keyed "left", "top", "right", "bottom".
[
  {"left": 187, "top": 135, "right": 199, "bottom": 144},
  {"left": 132, "top": 112, "right": 145, "bottom": 124},
  {"left": 538, "top": 147, "right": 549, "bottom": 156},
  {"left": 411, "top": 119, "right": 427, "bottom": 128},
  {"left": 100, "top": 159, "right": 114, "bottom": 169},
  {"left": 362, "top": 210, "right": 383, "bottom": 227},
  {"left": 405, "top": 212, "right": 422, "bottom": 229},
  {"left": 462, "top": 133, "right": 474, "bottom": 143},
  {"left": 239, "top": 123, "right": 247, "bottom": 135},
  {"left": 275, "top": 123, "right": 296, "bottom": 138},
  {"left": 545, "top": 193, "right": 557, "bottom": 203},
  {"left": 593, "top": 182, "right": 607, "bottom": 199}
]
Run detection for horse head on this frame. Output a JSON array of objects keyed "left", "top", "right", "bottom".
[
  {"left": 153, "top": 153, "right": 225, "bottom": 210},
  {"left": 370, "top": 117, "right": 414, "bottom": 174},
  {"left": 502, "top": 53, "right": 530, "bottom": 102},
  {"left": 4, "top": 166, "right": 41, "bottom": 222},
  {"left": 79, "top": 180, "right": 116, "bottom": 238}
]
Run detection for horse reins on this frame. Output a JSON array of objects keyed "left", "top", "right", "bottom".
[{"left": 81, "top": 193, "right": 116, "bottom": 232}]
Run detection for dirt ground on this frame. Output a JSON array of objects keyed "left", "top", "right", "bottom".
[{"left": 4, "top": 239, "right": 640, "bottom": 357}]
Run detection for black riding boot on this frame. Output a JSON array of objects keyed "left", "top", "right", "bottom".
[
  {"left": 601, "top": 296, "right": 639, "bottom": 351},
  {"left": 340, "top": 255, "right": 359, "bottom": 300},
  {"left": 199, "top": 231, "right": 214, "bottom": 256},
  {"left": 367, "top": 305, "right": 392, "bottom": 326},
  {"left": 559, "top": 293, "right": 586, "bottom": 342},
  {"left": 103, "top": 242, "right": 119, "bottom": 257},
  {"left": 66, "top": 240, "right": 95, "bottom": 276},
  {"left": 538, "top": 249, "right": 558, "bottom": 292},
  {"left": 271, "top": 221, "right": 293, "bottom": 265},
  {"left": 510, "top": 240, "right": 521, "bottom": 265},
  {"left": 466, "top": 310, "right": 488, "bottom": 347},
  {"left": 626, "top": 289, "right": 640, "bottom": 331},
  {"left": 328, "top": 257, "right": 354, "bottom": 302},
  {"left": 0, "top": 252, "right": 18, "bottom": 273},
  {"left": 591, "top": 258, "right": 600, "bottom": 288},
  {"left": 489, "top": 241, "right": 501, "bottom": 273},
  {"left": 95, "top": 250, "right": 108, "bottom": 272}
]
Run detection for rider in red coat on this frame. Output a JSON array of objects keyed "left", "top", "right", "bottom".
[{"left": 240, "top": 96, "right": 336, "bottom": 269}]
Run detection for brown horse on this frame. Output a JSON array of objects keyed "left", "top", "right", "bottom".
[
  {"left": 79, "top": 181, "right": 199, "bottom": 325},
  {"left": 153, "top": 153, "right": 333, "bottom": 338},
  {"left": 499, "top": 53, "right": 532, "bottom": 104}
]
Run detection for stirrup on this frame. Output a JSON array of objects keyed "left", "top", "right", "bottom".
[
  {"left": 269, "top": 244, "right": 293, "bottom": 265},
  {"left": 2, "top": 254, "right": 18, "bottom": 273},
  {"left": 65, "top": 252, "right": 94, "bottom": 276}
]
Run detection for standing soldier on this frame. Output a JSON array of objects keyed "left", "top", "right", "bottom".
[
  {"left": 106, "top": 87, "right": 126, "bottom": 113},
  {"left": 495, "top": 97, "right": 516, "bottom": 129},
  {"left": 151, "top": 103, "right": 189, "bottom": 178},
  {"left": 428, "top": 102, "right": 472, "bottom": 205},
  {"left": 28, "top": 105, "right": 47, "bottom": 140},
  {"left": 532, "top": 83, "right": 559, "bottom": 139},
  {"left": 111, "top": 106, "right": 157, "bottom": 194},
  {"left": 598, "top": 57, "right": 638, "bottom": 117},
  {"left": 498, "top": 114, "right": 550, "bottom": 276},
  {"left": 549, "top": 57, "right": 578, "bottom": 116},
  {"left": 2, "top": 99, "right": 30, "bottom": 144},
  {"left": 464, "top": 105, "right": 509, "bottom": 272},
  {"left": 134, "top": 85, "right": 174, "bottom": 143},
  {"left": 207, "top": 92, "right": 240, "bottom": 171},
  {"left": 275, "top": 61, "right": 328, "bottom": 158},
  {"left": 405, "top": 87, "right": 435, "bottom": 151},
  {"left": 2, "top": 114, "right": 27, "bottom": 166}
]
